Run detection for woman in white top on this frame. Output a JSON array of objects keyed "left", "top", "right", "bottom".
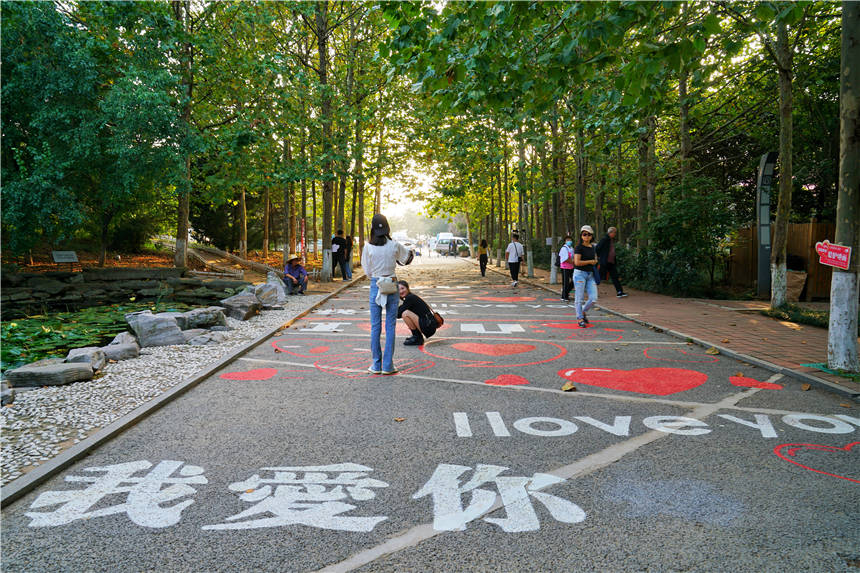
[
  {"left": 361, "top": 214, "right": 413, "bottom": 374},
  {"left": 505, "top": 233, "right": 524, "bottom": 287}
]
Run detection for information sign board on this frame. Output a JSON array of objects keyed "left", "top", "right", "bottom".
[{"left": 815, "top": 240, "right": 851, "bottom": 270}]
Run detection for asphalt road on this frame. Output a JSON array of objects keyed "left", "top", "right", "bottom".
[{"left": 2, "top": 256, "right": 858, "bottom": 572}]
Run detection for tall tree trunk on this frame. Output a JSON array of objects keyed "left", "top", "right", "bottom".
[
  {"left": 827, "top": 1, "right": 860, "bottom": 371},
  {"left": 679, "top": 3, "right": 691, "bottom": 189},
  {"left": 289, "top": 180, "right": 296, "bottom": 254},
  {"left": 262, "top": 187, "right": 270, "bottom": 258},
  {"left": 637, "top": 121, "right": 649, "bottom": 250},
  {"left": 355, "top": 108, "right": 365, "bottom": 252},
  {"left": 646, "top": 115, "right": 657, "bottom": 221},
  {"left": 239, "top": 187, "right": 247, "bottom": 259},
  {"left": 464, "top": 211, "right": 473, "bottom": 258},
  {"left": 497, "top": 163, "right": 505, "bottom": 267},
  {"left": 595, "top": 174, "right": 605, "bottom": 236},
  {"left": 316, "top": 2, "right": 333, "bottom": 281},
  {"left": 173, "top": 0, "right": 192, "bottom": 268},
  {"left": 575, "top": 127, "right": 587, "bottom": 231},
  {"left": 300, "top": 129, "right": 307, "bottom": 262},
  {"left": 616, "top": 146, "right": 624, "bottom": 233},
  {"left": 282, "top": 139, "right": 292, "bottom": 266},
  {"left": 98, "top": 210, "right": 111, "bottom": 268},
  {"left": 517, "top": 126, "right": 533, "bottom": 277},
  {"left": 770, "top": 20, "right": 794, "bottom": 307},
  {"left": 312, "top": 179, "right": 317, "bottom": 257},
  {"left": 489, "top": 171, "right": 495, "bottom": 263},
  {"left": 374, "top": 112, "right": 384, "bottom": 213}
]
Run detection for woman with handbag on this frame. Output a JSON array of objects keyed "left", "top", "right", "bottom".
[
  {"left": 505, "top": 233, "right": 524, "bottom": 287},
  {"left": 573, "top": 225, "right": 599, "bottom": 328},
  {"left": 361, "top": 213, "right": 413, "bottom": 375}
]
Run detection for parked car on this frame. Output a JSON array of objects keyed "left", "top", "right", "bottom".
[{"left": 433, "top": 237, "right": 469, "bottom": 256}]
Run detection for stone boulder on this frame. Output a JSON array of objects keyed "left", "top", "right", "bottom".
[
  {"left": 219, "top": 293, "right": 261, "bottom": 321},
  {"left": 5, "top": 363, "right": 94, "bottom": 388},
  {"left": 209, "top": 325, "right": 233, "bottom": 332},
  {"left": 254, "top": 283, "right": 280, "bottom": 307},
  {"left": 182, "top": 307, "right": 227, "bottom": 329},
  {"left": 125, "top": 311, "right": 185, "bottom": 347},
  {"left": 266, "top": 271, "right": 288, "bottom": 305},
  {"left": 102, "top": 343, "right": 139, "bottom": 361},
  {"left": 65, "top": 347, "right": 106, "bottom": 371},
  {"left": 155, "top": 311, "right": 187, "bottom": 330},
  {"left": 110, "top": 331, "right": 138, "bottom": 346},
  {"left": 187, "top": 331, "right": 228, "bottom": 346},
  {"left": 181, "top": 328, "right": 209, "bottom": 343}
]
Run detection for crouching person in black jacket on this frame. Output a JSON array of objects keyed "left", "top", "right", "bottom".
[{"left": 397, "top": 280, "right": 438, "bottom": 346}]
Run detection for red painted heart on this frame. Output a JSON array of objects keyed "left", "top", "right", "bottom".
[
  {"left": 452, "top": 343, "right": 536, "bottom": 357},
  {"left": 557, "top": 367, "right": 708, "bottom": 396},
  {"left": 485, "top": 374, "right": 530, "bottom": 386},
  {"left": 730, "top": 375, "right": 783, "bottom": 390},
  {"left": 774, "top": 442, "right": 859, "bottom": 483},
  {"left": 220, "top": 368, "right": 278, "bottom": 381}
]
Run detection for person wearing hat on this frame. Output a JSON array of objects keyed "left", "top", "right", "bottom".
[
  {"left": 283, "top": 254, "right": 308, "bottom": 295},
  {"left": 361, "top": 214, "right": 414, "bottom": 374},
  {"left": 573, "top": 225, "right": 599, "bottom": 328}
]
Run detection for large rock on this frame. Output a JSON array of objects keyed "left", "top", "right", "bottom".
[
  {"left": 102, "top": 343, "right": 139, "bottom": 361},
  {"left": 266, "top": 271, "right": 288, "bottom": 305},
  {"left": 254, "top": 283, "right": 280, "bottom": 307},
  {"left": 155, "top": 311, "right": 187, "bottom": 330},
  {"left": 181, "top": 328, "right": 209, "bottom": 343},
  {"left": 110, "top": 331, "right": 138, "bottom": 346},
  {"left": 65, "top": 347, "right": 106, "bottom": 371},
  {"left": 187, "top": 331, "right": 228, "bottom": 346},
  {"left": 125, "top": 311, "right": 185, "bottom": 347},
  {"left": 182, "top": 307, "right": 227, "bottom": 329},
  {"left": 219, "top": 293, "right": 261, "bottom": 321},
  {"left": 5, "top": 363, "right": 94, "bottom": 387}
]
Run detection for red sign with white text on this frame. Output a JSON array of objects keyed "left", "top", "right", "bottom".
[{"left": 815, "top": 240, "right": 852, "bottom": 270}]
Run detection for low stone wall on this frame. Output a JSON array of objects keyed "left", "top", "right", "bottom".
[{"left": 1, "top": 268, "right": 250, "bottom": 319}]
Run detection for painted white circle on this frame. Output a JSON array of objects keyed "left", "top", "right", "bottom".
[
  {"left": 781, "top": 414, "right": 855, "bottom": 434},
  {"left": 513, "top": 417, "right": 578, "bottom": 437}
]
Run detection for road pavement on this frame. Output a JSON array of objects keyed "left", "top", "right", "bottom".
[{"left": 2, "top": 256, "right": 858, "bottom": 572}]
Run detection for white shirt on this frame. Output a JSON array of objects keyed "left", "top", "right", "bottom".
[
  {"left": 361, "top": 239, "right": 411, "bottom": 278},
  {"left": 505, "top": 241, "right": 523, "bottom": 263}
]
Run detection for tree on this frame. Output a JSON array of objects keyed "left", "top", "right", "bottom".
[{"left": 827, "top": 1, "right": 859, "bottom": 372}]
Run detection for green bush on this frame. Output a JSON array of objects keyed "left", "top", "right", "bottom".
[{"left": 620, "top": 177, "right": 738, "bottom": 297}]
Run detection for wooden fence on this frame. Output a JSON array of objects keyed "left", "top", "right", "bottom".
[{"left": 729, "top": 222, "right": 835, "bottom": 300}]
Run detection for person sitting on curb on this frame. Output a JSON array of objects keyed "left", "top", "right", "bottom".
[
  {"left": 283, "top": 254, "right": 308, "bottom": 295},
  {"left": 397, "top": 280, "right": 438, "bottom": 346}
]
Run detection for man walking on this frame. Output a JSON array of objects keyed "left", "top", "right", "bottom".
[
  {"left": 332, "top": 229, "right": 348, "bottom": 280},
  {"left": 595, "top": 226, "right": 628, "bottom": 298}
]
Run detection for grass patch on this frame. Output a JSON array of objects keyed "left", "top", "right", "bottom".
[
  {"left": 761, "top": 303, "right": 860, "bottom": 335},
  {"left": 1, "top": 301, "right": 193, "bottom": 373}
]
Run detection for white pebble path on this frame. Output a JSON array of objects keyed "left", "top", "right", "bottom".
[{"left": 1, "top": 295, "right": 326, "bottom": 485}]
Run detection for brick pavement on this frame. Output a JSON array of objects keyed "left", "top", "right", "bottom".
[{"left": 478, "top": 258, "right": 860, "bottom": 397}]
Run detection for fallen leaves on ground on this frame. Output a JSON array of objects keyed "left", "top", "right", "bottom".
[
  {"left": 840, "top": 403, "right": 852, "bottom": 408},
  {"left": 561, "top": 381, "right": 577, "bottom": 392},
  {"left": 801, "top": 383, "right": 811, "bottom": 391},
  {"left": 721, "top": 338, "right": 730, "bottom": 343},
  {"left": 394, "top": 417, "right": 406, "bottom": 422},
  {"left": 705, "top": 347, "right": 720, "bottom": 355}
]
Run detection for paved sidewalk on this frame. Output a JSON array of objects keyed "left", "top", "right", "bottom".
[{"left": 480, "top": 259, "right": 860, "bottom": 397}]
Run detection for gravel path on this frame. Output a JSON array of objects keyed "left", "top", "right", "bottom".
[{"left": 0, "top": 295, "right": 325, "bottom": 485}]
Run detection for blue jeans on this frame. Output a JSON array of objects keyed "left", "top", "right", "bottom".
[
  {"left": 344, "top": 259, "right": 353, "bottom": 279},
  {"left": 369, "top": 278, "right": 398, "bottom": 372},
  {"left": 573, "top": 269, "right": 598, "bottom": 319}
]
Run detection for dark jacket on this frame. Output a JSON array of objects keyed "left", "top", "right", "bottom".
[{"left": 595, "top": 234, "right": 613, "bottom": 267}]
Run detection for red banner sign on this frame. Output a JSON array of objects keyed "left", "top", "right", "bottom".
[{"left": 815, "top": 240, "right": 852, "bottom": 270}]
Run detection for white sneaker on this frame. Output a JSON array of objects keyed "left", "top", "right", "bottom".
[{"left": 511, "top": 281, "right": 518, "bottom": 287}]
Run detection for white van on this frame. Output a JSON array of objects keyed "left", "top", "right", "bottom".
[{"left": 434, "top": 236, "right": 469, "bottom": 256}]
